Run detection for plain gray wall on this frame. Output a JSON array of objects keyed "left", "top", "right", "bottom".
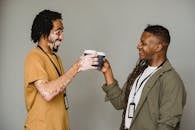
[{"left": 0, "top": 0, "right": 194, "bottom": 130}]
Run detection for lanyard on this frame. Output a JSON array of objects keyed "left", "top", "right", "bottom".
[
  {"left": 37, "top": 45, "right": 62, "bottom": 77},
  {"left": 37, "top": 45, "right": 69, "bottom": 109},
  {"left": 132, "top": 59, "right": 166, "bottom": 101},
  {"left": 128, "top": 60, "right": 166, "bottom": 119},
  {"left": 132, "top": 70, "right": 154, "bottom": 101}
]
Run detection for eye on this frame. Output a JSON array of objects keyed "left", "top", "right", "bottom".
[
  {"left": 55, "top": 30, "right": 63, "bottom": 36},
  {"left": 141, "top": 41, "right": 147, "bottom": 46}
]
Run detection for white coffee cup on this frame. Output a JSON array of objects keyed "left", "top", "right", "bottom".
[{"left": 84, "top": 50, "right": 106, "bottom": 70}]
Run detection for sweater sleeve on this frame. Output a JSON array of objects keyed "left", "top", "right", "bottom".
[
  {"left": 157, "top": 71, "right": 186, "bottom": 130},
  {"left": 102, "top": 80, "right": 126, "bottom": 110}
]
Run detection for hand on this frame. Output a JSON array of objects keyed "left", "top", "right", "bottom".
[
  {"left": 101, "top": 58, "right": 111, "bottom": 73},
  {"left": 78, "top": 54, "right": 98, "bottom": 72},
  {"left": 101, "top": 58, "right": 115, "bottom": 85}
]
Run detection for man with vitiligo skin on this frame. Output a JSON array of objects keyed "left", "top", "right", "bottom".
[{"left": 24, "top": 9, "right": 98, "bottom": 130}]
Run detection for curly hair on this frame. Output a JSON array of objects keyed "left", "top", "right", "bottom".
[
  {"left": 144, "top": 24, "right": 170, "bottom": 45},
  {"left": 31, "top": 9, "right": 62, "bottom": 43}
]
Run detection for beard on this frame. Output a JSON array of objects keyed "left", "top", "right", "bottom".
[
  {"left": 48, "top": 40, "right": 61, "bottom": 53},
  {"left": 52, "top": 46, "right": 58, "bottom": 53},
  {"left": 48, "top": 34, "right": 62, "bottom": 53},
  {"left": 137, "top": 58, "right": 149, "bottom": 68}
]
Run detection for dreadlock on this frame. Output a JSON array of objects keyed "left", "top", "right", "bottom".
[
  {"left": 124, "top": 60, "right": 149, "bottom": 103},
  {"left": 120, "top": 59, "right": 148, "bottom": 130}
]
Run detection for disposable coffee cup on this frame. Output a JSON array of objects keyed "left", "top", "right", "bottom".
[
  {"left": 97, "top": 52, "right": 106, "bottom": 70},
  {"left": 83, "top": 50, "right": 105, "bottom": 70},
  {"left": 83, "top": 50, "right": 98, "bottom": 68},
  {"left": 84, "top": 50, "right": 97, "bottom": 55}
]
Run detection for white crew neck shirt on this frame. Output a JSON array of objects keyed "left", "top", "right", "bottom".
[{"left": 125, "top": 66, "right": 159, "bottom": 129}]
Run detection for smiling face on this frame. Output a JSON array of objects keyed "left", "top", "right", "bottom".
[
  {"left": 48, "top": 19, "right": 64, "bottom": 53},
  {"left": 137, "top": 32, "right": 162, "bottom": 62}
]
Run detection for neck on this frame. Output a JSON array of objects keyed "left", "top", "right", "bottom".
[
  {"left": 38, "top": 40, "right": 53, "bottom": 54},
  {"left": 148, "top": 55, "right": 167, "bottom": 67}
]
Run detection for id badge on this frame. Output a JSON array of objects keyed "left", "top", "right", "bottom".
[
  {"left": 128, "top": 102, "right": 135, "bottom": 118},
  {"left": 64, "top": 92, "right": 69, "bottom": 110}
]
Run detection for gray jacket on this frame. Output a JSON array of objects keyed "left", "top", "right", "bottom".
[{"left": 102, "top": 60, "right": 186, "bottom": 130}]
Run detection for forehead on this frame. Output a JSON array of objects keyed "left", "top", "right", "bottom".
[
  {"left": 52, "top": 19, "right": 64, "bottom": 30},
  {"left": 141, "top": 32, "right": 160, "bottom": 43}
]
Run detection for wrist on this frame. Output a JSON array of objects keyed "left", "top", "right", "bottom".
[
  {"left": 73, "top": 61, "right": 80, "bottom": 72},
  {"left": 104, "top": 68, "right": 114, "bottom": 85},
  {"left": 65, "top": 62, "right": 79, "bottom": 79}
]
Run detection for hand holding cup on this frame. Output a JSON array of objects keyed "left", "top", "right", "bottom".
[
  {"left": 78, "top": 50, "right": 98, "bottom": 71},
  {"left": 84, "top": 50, "right": 106, "bottom": 70}
]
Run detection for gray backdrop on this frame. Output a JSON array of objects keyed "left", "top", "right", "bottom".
[{"left": 0, "top": 0, "right": 194, "bottom": 130}]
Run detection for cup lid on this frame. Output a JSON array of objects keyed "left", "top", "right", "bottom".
[
  {"left": 97, "top": 52, "right": 106, "bottom": 56},
  {"left": 84, "top": 49, "right": 97, "bottom": 54}
]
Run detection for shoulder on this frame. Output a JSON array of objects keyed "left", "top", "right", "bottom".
[
  {"left": 160, "top": 61, "right": 185, "bottom": 90},
  {"left": 25, "top": 48, "right": 44, "bottom": 65},
  {"left": 161, "top": 60, "right": 183, "bottom": 82}
]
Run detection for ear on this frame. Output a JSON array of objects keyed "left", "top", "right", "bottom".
[{"left": 155, "top": 43, "right": 163, "bottom": 52}]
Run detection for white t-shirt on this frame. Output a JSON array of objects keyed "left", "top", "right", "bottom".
[{"left": 125, "top": 66, "right": 159, "bottom": 129}]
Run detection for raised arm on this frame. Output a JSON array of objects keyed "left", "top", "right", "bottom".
[{"left": 34, "top": 54, "right": 98, "bottom": 101}]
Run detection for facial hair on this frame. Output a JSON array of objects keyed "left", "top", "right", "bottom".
[
  {"left": 48, "top": 33, "right": 62, "bottom": 53},
  {"left": 48, "top": 40, "right": 61, "bottom": 53},
  {"left": 137, "top": 59, "right": 149, "bottom": 67}
]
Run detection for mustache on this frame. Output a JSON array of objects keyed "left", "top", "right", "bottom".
[
  {"left": 53, "top": 39, "right": 62, "bottom": 42},
  {"left": 57, "top": 39, "right": 62, "bottom": 42}
]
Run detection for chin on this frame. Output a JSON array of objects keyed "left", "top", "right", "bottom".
[
  {"left": 139, "top": 57, "right": 145, "bottom": 60},
  {"left": 53, "top": 47, "right": 59, "bottom": 53}
]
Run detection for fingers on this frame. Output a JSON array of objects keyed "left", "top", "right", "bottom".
[
  {"left": 92, "top": 61, "right": 98, "bottom": 66},
  {"left": 78, "top": 53, "right": 109, "bottom": 71},
  {"left": 78, "top": 54, "right": 98, "bottom": 71},
  {"left": 83, "top": 54, "right": 98, "bottom": 66},
  {"left": 89, "top": 66, "right": 98, "bottom": 70},
  {"left": 100, "top": 58, "right": 112, "bottom": 72},
  {"left": 85, "top": 53, "right": 98, "bottom": 58}
]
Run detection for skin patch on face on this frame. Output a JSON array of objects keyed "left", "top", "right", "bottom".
[
  {"left": 48, "top": 32, "right": 61, "bottom": 52},
  {"left": 48, "top": 19, "right": 64, "bottom": 53}
]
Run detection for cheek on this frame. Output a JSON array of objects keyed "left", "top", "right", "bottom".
[
  {"left": 142, "top": 47, "right": 151, "bottom": 56},
  {"left": 49, "top": 33, "right": 58, "bottom": 41},
  {"left": 145, "top": 48, "right": 156, "bottom": 58}
]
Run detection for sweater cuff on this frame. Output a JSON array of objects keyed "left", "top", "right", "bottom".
[
  {"left": 102, "top": 79, "right": 118, "bottom": 92},
  {"left": 102, "top": 80, "right": 122, "bottom": 101}
]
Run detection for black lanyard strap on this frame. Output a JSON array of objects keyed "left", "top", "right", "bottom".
[
  {"left": 133, "top": 71, "right": 153, "bottom": 99},
  {"left": 132, "top": 59, "right": 166, "bottom": 100},
  {"left": 37, "top": 45, "right": 61, "bottom": 76},
  {"left": 37, "top": 45, "right": 69, "bottom": 110}
]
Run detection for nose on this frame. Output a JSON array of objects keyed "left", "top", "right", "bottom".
[
  {"left": 59, "top": 32, "right": 64, "bottom": 40},
  {"left": 137, "top": 42, "right": 142, "bottom": 49}
]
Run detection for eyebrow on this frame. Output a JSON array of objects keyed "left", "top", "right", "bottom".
[
  {"left": 54, "top": 27, "right": 64, "bottom": 31},
  {"left": 58, "top": 27, "right": 64, "bottom": 30}
]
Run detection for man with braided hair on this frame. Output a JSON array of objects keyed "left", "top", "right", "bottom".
[
  {"left": 100, "top": 25, "right": 186, "bottom": 130},
  {"left": 24, "top": 9, "right": 98, "bottom": 130}
]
